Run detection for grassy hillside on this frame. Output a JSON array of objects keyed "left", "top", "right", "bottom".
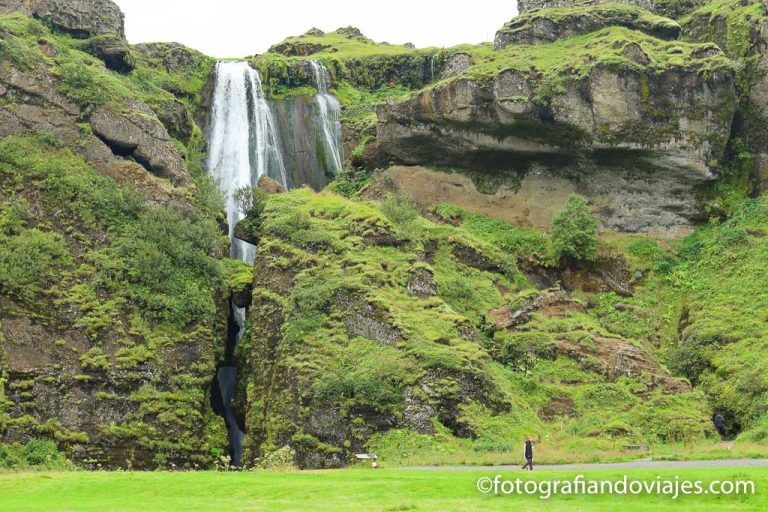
[{"left": 234, "top": 188, "right": 716, "bottom": 468}]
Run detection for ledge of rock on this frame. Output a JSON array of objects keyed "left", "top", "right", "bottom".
[
  {"left": 374, "top": 43, "right": 737, "bottom": 234},
  {"left": 494, "top": 4, "right": 680, "bottom": 48},
  {"left": 0, "top": 0, "right": 125, "bottom": 38},
  {"left": 83, "top": 35, "right": 134, "bottom": 72},
  {"left": 89, "top": 102, "right": 190, "bottom": 186},
  {"left": 518, "top": 0, "right": 655, "bottom": 15}
]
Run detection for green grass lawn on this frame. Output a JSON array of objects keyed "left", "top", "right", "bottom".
[{"left": 0, "top": 467, "right": 764, "bottom": 511}]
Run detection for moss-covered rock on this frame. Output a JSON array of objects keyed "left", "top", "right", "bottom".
[
  {"left": 0, "top": 0, "right": 125, "bottom": 38},
  {"left": 374, "top": 28, "right": 737, "bottom": 233},
  {"left": 518, "top": 0, "right": 654, "bottom": 14},
  {"left": 494, "top": 4, "right": 681, "bottom": 48},
  {"left": 233, "top": 188, "right": 710, "bottom": 468},
  {"left": 0, "top": 136, "right": 230, "bottom": 469}
]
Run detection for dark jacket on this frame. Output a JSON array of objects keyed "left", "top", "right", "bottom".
[
  {"left": 524, "top": 440, "right": 533, "bottom": 459},
  {"left": 714, "top": 415, "right": 726, "bottom": 428}
]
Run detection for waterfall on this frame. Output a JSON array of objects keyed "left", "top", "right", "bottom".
[
  {"left": 207, "top": 60, "right": 289, "bottom": 468},
  {"left": 309, "top": 60, "right": 343, "bottom": 174},
  {"left": 208, "top": 61, "right": 288, "bottom": 262}
]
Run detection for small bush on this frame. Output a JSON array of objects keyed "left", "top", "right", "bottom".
[
  {"left": 0, "top": 439, "right": 68, "bottom": 469},
  {"left": 59, "top": 62, "right": 110, "bottom": 106},
  {"left": 550, "top": 195, "right": 599, "bottom": 263},
  {"left": 0, "top": 229, "right": 72, "bottom": 301},
  {"left": 667, "top": 333, "right": 721, "bottom": 385},
  {"left": 0, "top": 198, "right": 30, "bottom": 235},
  {"left": 381, "top": 194, "right": 419, "bottom": 226}
]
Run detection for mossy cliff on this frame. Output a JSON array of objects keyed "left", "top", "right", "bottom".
[
  {"left": 0, "top": 1, "right": 228, "bottom": 469},
  {"left": 1, "top": 0, "right": 768, "bottom": 470},
  {"left": 233, "top": 189, "right": 709, "bottom": 468}
]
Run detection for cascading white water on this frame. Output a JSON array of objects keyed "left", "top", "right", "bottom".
[
  {"left": 207, "top": 60, "right": 289, "bottom": 467},
  {"left": 207, "top": 61, "right": 288, "bottom": 263},
  {"left": 247, "top": 69, "right": 289, "bottom": 189},
  {"left": 309, "top": 60, "right": 343, "bottom": 174}
]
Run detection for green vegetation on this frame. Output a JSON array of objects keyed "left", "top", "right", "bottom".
[
  {"left": 681, "top": 0, "right": 766, "bottom": 59},
  {"left": 0, "top": 440, "right": 69, "bottom": 470},
  {"left": 268, "top": 28, "right": 419, "bottom": 59},
  {"left": 497, "top": 3, "right": 682, "bottom": 41},
  {"left": 549, "top": 195, "right": 600, "bottom": 263},
  {"left": 0, "top": 135, "right": 228, "bottom": 465},
  {"left": 433, "top": 204, "right": 548, "bottom": 261},
  {"left": 0, "top": 468, "right": 766, "bottom": 511},
  {"left": 591, "top": 196, "right": 768, "bottom": 439},
  {"left": 448, "top": 26, "right": 733, "bottom": 103},
  {"left": 238, "top": 188, "right": 710, "bottom": 467}
]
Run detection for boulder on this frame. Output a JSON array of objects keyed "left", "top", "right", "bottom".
[
  {"left": 440, "top": 52, "right": 472, "bottom": 79},
  {"left": 133, "top": 42, "right": 206, "bottom": 71},
  {"left": 405, "top": 266, "right": 437, "bottom": 298},
  {"left": 257, "top": 173, "right": 286, "bottom": 194},
  {"left": 83, "top": 35, "right": 134, "bottom": 72},
  {"left": 89, "top": 102, "right": 190, "bottom": 186},
  {"left": 336, "top": 26, "right": 369, "bottom": 40},
  {"left": 0, "top": 0, "right": 125, "bottom": 38}
]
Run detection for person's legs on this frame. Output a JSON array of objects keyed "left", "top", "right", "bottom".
[{"left": 522, "top": 458, "right": 533, "bottom": 470}]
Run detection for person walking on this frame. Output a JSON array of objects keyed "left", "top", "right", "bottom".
[
  {"left": 714, "top": 412, "right": 726, "bottom": 438},
  {"left": 521, "top": 437, "right": 534, "bottom": 471}
]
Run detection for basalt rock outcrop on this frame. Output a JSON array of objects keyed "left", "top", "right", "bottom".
[
  {"left": 374, "top": 36, "right": 737, "bottom": 234},
  {"left": 494, "top": 4, "right": 680, "bottom": 48},
  {"left": 0, "top": 0, "right": 124, "bottom": 38},
  {"left": 518, "top": 0, "right": 655, "bottom": 14},
  {"left": 90, "top": 103, "right": 189, "bottom": 186}
]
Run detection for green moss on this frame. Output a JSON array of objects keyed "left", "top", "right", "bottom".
[
  {"left": 681, "top": 0, "right": 766, "bottom": 59},
  {"left": 430, "top": 27, "right": 734, "bottom": 104},
  {"left": 497, "top": 3, "right": 682, "bottom": 41},
  {"left": 267, "top": 29, "right": 420, "bottom": 59},
  {"left": 79, "top": 348, "right": 110, "bottom": 371}
]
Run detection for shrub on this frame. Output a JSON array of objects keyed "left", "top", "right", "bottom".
[
  {"left": 59, "top": 62, "right": 109, "bottom": 106},
  {"left": 0, "top": 228, "right": 72, "bottom": 301},
  {"left": 332, "top": 167, "right": 372, "bottom": 197},
  {"left": 493, "top": 332, "right": 557, "bottom": 373},
  {"left": 550, "top": 195, "right": 599, "bottom": 263},
  {"left": 381, "top": 193, "right": 419, "bottom": 226},
  {"left": 0, "top": 439, "right": 68, "bottom": 469},
  {"left": 0, "top": 198, "right": 30, "bottom": 235},
  {"left": 667, "top": 334, "right": 721, "bottom": 385},
  {"left": 234, "top": 186, "right": 267, "bottom": 219}
]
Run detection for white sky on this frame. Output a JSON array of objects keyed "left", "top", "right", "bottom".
[{"left": 114, "top": 0, "right": 519, "bottom": 58}]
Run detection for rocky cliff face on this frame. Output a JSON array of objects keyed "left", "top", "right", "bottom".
[
  {"left": 2, "top": 0, "right": 768, "bottom": 471},
  {"left": 310, "top": 1, "right": 737, "bottom": 236},
  {"left": 518, "top": 0, "right": 655, "bottom": 14},
  {"left": 0, "top": 3, "right": 230, "bottom": 469},
  {"left": 0, "top": 0, "right": 124, "bottom": 37},
  {"left": 232, "top": 188, "right": 705, "bottom": 468},
  {"left": 374, "top": 45, "right": 736, "bottom": 233},
  {"left": 494, "top": 4, "right": 680, "bottom": 48}
]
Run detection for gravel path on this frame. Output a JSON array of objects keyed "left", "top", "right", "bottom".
[{"left": 399, "top": 459, "right": 768, "bottom": 471}]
